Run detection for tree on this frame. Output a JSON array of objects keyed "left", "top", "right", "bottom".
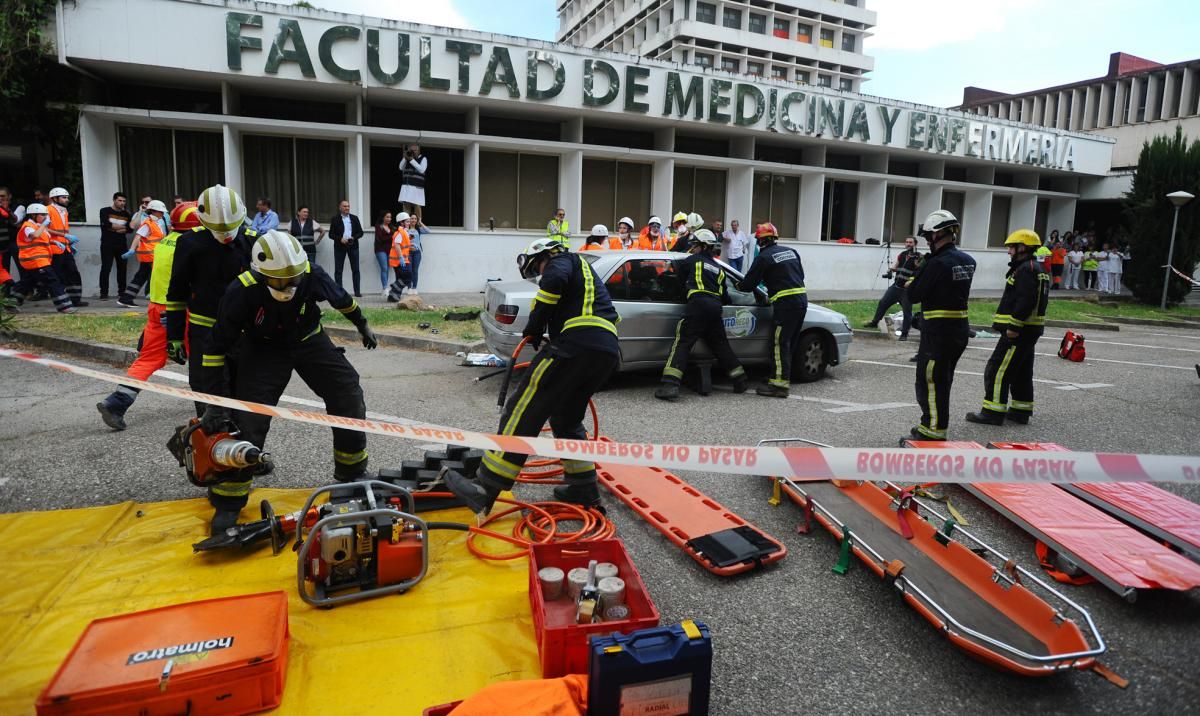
[{"left": 1122, "top": 127, "right": 1200, "bottom": 305}]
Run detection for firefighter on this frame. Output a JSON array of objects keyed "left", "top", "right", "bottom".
[
  {"left": 45, "top": 187, "right": 86, "bottom": 307},
  {"left": 443, "top": 238, "right": 620, "bottom": 515},
  {"left": 904, "top": 210, "right": 977, "bottom": 443},
  {"left": 196, "top": 230, "right": 378, "bottom": 534},
  {"left": 966, "top": 229, "right": 1049, "bottom": 426},
  {"left": 735, "top": 222, "right": 807, "bottom": 398},
  {"left": 9, "top": 203, "right": 76, "bottom": 313},
  {"left": 97, "top": 202, "right": 201, "bottom": 429},
  {"left": 117, "top": 199, "right": 168, "bottom": 307},
  {"left": 655, "top": 229, "right": 748, "bottom": 401}
]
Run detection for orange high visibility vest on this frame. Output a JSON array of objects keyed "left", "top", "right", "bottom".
[
  {"left": 17, "top": 220, "right": 53, "bottom": 270},
  {"left": 47, "top": 204, "right": 69, "bottom": 254},
  {"left": 389, "top": 228, "right": 411, "bottom": 267},
  {"left": 135, "top": 218, "right": 166, "bottom": 263},
  {"left": 637, "top": 228, "right": 667, "bottom": 251},
  {"left": 606, "top": 236, "right": 623, "bottom": 249}
]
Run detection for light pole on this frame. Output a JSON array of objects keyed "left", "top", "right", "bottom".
[{"left": 1161, "top": 190, "right": 1195, "bottom": 310}]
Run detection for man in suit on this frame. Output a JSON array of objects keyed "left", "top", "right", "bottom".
[{"left": 329, "top": 199, "right": 364, "bottom": 297}]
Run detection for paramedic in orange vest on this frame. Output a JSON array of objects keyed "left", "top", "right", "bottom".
[
  {"left": 97, "top": 202, "right": 201, "bottom": 430},
  {"left": 10, "top": 203, "right": 76, "bottom": 313},
  {"left": 638, "top": 216, "right": 669, "bottom": 250},
  {"left": 117, "top": 199, "right": 168, "bottom": 307},
  {"left": 45, "top": 187, "right": 86, "bottom": 307},
  {"left": 615, "top": 217, "right": 637, "bottom": 249},
  {"left": 582, "top": 224, "right": 620, "bottom": 251},
  {"left": 385, "top": 211, "right": 412, "bottom": 302}
]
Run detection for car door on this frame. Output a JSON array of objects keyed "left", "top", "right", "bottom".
[
  {"left": 604, "top": 257, "right": 686, "bottom": 367},
  {"left": 719, "top": 261, "right": 773, "bottom": 365}
]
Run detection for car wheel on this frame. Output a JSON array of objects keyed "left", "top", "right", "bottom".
[{"left": 792, "top": 332, "right": 827, "bottom": 383}]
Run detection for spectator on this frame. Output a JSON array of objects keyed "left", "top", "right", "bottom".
[
  {"left": 721, "top": 219, "right": 748, "bottom": 271},
  {"left": 1050, "top": 241, "right": 1067, "bottom": 290},
  {"left": 386, "top": 212, "right": 412, "bottom": 302},
  {"left": 172, "top": 194, "right": 184, "bottom": 207},
  {"left": 117, "top": 199, "right": 167, "bottom": 307},
  {"left": 1081, "top": 250, "right": 1099, "bottom": 290},
  {"left": 1094, "top": 244, "right": 1110, "bottom": 293},
  {"left": 1105, "top": 242, "right": 1127, "bottom": 295},
  {"left": 290, "top": 206, "right": 326, "bottom": 266},
  {"left": 406, "top": 213, "right": 428, "bottom": 295},
  {"left": 547, "top": 207, "right": 569, "bottom": 249},
  {"left": 373, "top": 210, "right": 394, "bottom": 293},
  {"left": 329, "top": 199, "right": 364, "bottom": 297},
  {"left": 398, "top": 143, "right": 427, "bottom": 222},
  {"left": 1065, "top": 244, "right": 1083, "bottom": 290},
  {"left": 129, "top": 195, "right": 152, "bottom": 231},
  {"left": 0, "top": 186, "right": 24, "bottom": 286},
  {"left": 582, "top": 225, "right": 609, "bottom": 252},
  {"left": 615, "top": 217, "right": 637, "bottom": 249},
  {"left": 98, "top": 192, "right": 132, "bottom": 299},
  {"left": 251, "top": 198, "right": 280, "bottom": 233},
  {"left": 31, "top": 188, "right": 46, "bottom": 205},
  {"left": 865, "top": 236, "right": 921, "bottom": 341},
  {"left": 638, "top": 216, "right": 668, "bottom": 250}
]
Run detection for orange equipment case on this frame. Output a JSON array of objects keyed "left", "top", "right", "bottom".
[{"left": 36, "top": 591, "right": 289, "bottom": 716}]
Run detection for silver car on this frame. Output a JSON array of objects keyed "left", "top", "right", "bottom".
[{"left": 480, "top": 250, "right": 852, "bottom": 382}]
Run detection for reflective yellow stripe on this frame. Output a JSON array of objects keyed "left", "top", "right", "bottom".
[
  {"left": 482, "top": 451, "right": 521, "bottom": 479},
  {"left": 536, "top": 289, "right": 561, "bottom": 305},
  {"left": 337, "top": 300, "right": 358, "bottom": 314},
  {"left": 663, "top": 366, "right": 683, "bottom": 379},
  {"left": 333, "top": 449, "right": 368, "bottom": 465},
  {"left": 563, "top": 316, "right": 619, "bottom": 335},
  {"left": 201, "top": 354, "right": 226, "bottom": 367},
  {"left": 983, "top": 400, "right": 1008, "bottom": 412},
  {"left": 188, "top": 313, "right": 216, "bottom": 327},
  {"left": 663, "top": 318, "right": 684, "bottom": 380},
  {"left": 917, "top": 424, "right": 946, "bottom": 439},
  {"left": 562, "top": 459, "right": 595, "bottom": 474},
  {"left": 301, "top": 324, "right": 323, "bottom": 341},
  {"left": 1025, "top": 316, "right": 1045, "bottom": 325},
  {"left": 237, "top": 271, "right": 257, "bottom": 287},
  {"left": 502, "top": 356, "right": 553, "bottom": 436},
  {"left": 687, "top": 288, "right": 720, "bottom": 298},
  {"left": 165, "top": 301, "right": 187, "bottom": 311},
  {"left": 925, "top": 358, "right": 939, "bottom": 435},
  {"left": 210, "top": 480, "right": 252, "bottom": 497},
  {"left": 770, "top": 287, "right": 807, "bottom": 302},
  {"left": 1010, "top": 400, "right": 1034, "bottom": 411},
  {"left": 772, "top": 325, "right": 783, "bottom": 384},
  {"left": 923, "top": 310, "right": 968, "bottom": 319}
]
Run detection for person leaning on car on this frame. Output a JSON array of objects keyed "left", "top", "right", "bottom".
[{"left": 735, "top": 222, "right": 807, "bottom": 398}]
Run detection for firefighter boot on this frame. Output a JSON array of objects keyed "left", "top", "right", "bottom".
[
  {"left": 965, "top": 411, "right": 1005, "bottom": 426},
  {"left": 96, "top": 386, "right": 138, "bottom": 431},
  {"left": 732, "top": 376, "right": 749, "bottom": 394},
  {"left": 442, "top": 467, "right": 509, "bottom": 516},
  {"left": 755, "top": 383, "right": 790, "bottom": 398},
  {"left": 654, "top": 381, "right": 680, "bottom": 401},
  {"left": 553, "top": 480, "right": 603, "bottom": 511}
]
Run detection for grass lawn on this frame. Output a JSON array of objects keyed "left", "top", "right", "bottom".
[
  {"left": 11, "top": 306, "right": 484, "bottom": 347},
  {"left": 824, "top": 297, "right": 1200, "bottom": 333}
]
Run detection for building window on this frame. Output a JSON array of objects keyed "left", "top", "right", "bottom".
[
  {"left": 839, "top": 78, "right": 853, "bottom": 92},
  {"left": 819, "top": 29, "right": 835, "bottom": 49},
  {"left": 118, "top": 126, "right": 223, "bottom": 205},
  {"left": 749, "top": 13, "right": 766, "bottom": 34},
  {"left": 884, "top": 186, "right": 917, "bottom": 244},
  {"left": 582, "top": 159, "right": 652, "bottom": 233},
  {"left": 722, "top": 8, "right": 741, "bottom": 29},
  {"left": 241, "top": 135, "right": 347, "bottom": 222},
  {"left": 773, "top": 18, "right": 790, "bottom": 39},
  {"left": 696, "top": 2, "right": 716, "bottom": 24},
  {"left": 751, "top": 173, "right": 800, "bottom": 239},
  {"left": 796, "top": 23, "right": 812, "bottom": 43},
  {"left": 988, "top": 195, "right": 1012, "bottom": 247},
  {"left": 821, "top": 180, "right": 858, "bottom": 242},
  {"left": 772, "top": 66, "right": 788, "bottom": 80},
  {"left": 478, "top": 151, "right": 559, "bottom": 230},
  {"left": 797, "top": 71, "right": 810, "bottom": 84},
  {"left": 369, "top": 145, "right": 463, "bottom": 227},
  {"left": 818, "top": 74, "right": 832, "bottom": 88},
  {"left": 695, "top": 52, "right": 714, "bottom": 68},
  {"left": 942, "top": 191, "right": 966, "bottom": 224},
  {"left": 673, "top": 166, "right": 727, "bottom": 226},
  {"left": 841, "top": 33, "right": 856, "bottom": 52},
  {"left": 748, "top": 61, "right": 765, "bottom": 77},
  {"left": 1135, "top": 78, "right": 1147, "bottom": 122},
  {"left": 721, "top": 57, "right": 739, "bottom": 73}
]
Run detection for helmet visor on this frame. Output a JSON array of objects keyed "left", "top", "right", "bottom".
[{"left": 265, "top": 274, "right": 303, "bottom": 292}]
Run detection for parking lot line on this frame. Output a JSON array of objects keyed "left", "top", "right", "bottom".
[{"left": 960, "top": 346, "right": 1194, "bottom": 372}]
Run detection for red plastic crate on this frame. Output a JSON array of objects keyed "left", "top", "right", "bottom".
[{"left": 529, "top": 539, "right": 660, "bottom": 677}]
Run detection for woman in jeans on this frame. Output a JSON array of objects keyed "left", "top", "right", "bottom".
[
  {"left": 405, "top": 214, "right": 429, "bottom": 295},
  {"left": 374, "top": 210, "right": 393, "bottom": 294}
]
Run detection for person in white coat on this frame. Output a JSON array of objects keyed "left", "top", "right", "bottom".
[
  {"left": 398, "top": 143, "right": 427, "bottom": 222},
  {"left": 1064, "top": 246, "right": 1083, "bottom": 290},
  {"left": 1094, "top": 246, "right": 1109, "bottom": 293},
  {"left": 1106, "top": 243, "right": 1128, "bottom": 294}
]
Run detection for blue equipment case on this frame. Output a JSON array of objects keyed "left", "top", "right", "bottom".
[{"left": 587, "top": 620, "right": 712, "bottom": 716}]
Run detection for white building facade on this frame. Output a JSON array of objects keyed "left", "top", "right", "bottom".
[
  {"left": 54, "top": 0, "right": 1113, "bottom": 293},
  {"left": 557, "top": 0, "right": 876, "bottom": 92}
]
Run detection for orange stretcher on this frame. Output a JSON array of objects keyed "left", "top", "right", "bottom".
[
  {"left": 913, "top": 440, "right": 1200, "bottom": 602},
  {"left": 763, "top": 438, "right": 1105, "bottom": 677},
  {"left": 595, "top": 444, "right": 786, "bottom": 577},
  {"left": 992, "top": 443, "right": 1200, "bottom": 565}
]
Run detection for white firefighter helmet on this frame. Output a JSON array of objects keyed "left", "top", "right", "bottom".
[
  {"left": 517, "top": 237, "right": 564, "bottom": 279},
  {"left": 26, "top": 203, "right": 49, "bottom": 216},
  {"left": 197, "top": 184, "right": 248, "bottom": 243},
  {"left": 146, "top": 199, "right": 168, "bottom": 214},
  {"left": 251, "top": 230, "right": 310, "bottom": 302},
  {"left": 590, "top": 224, "right": 609, "bottom": 237},
  {"left": 48, "top": 187, "right": 69, "bottom": 199},
  {"left": 918, "top": 210, "right": 959, "bottom": 241},
  {"left": 686, "top": 212, "right": 704, "bottom": 230},
  {"left": 688, "top": 228, "right": 720, "bottom": 249},
  {"left": 647, "top": 216, "right": 662, "bottom": 227},
  {"left": 618, "top": 217, "right": 635, "bottom": 231}
]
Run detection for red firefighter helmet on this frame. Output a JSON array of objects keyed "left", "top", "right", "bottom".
[{"left": 170, "top": 201, "right": 202, "bottom": 231}]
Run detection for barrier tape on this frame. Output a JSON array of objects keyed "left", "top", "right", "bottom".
[
  {"left": 3, "top": 347, "right": 1199, "bottom": 485},
  {"left": 1168, "top": 266, "right": 1200, "bottom": 288}
]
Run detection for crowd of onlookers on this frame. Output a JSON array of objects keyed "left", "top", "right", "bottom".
[{"left": 1039, "top": 229, "right": 1130, "bottom": 294}]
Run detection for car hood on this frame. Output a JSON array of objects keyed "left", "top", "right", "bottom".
[{"left": 803, "top": 302, "right": 852, "bottom": 332}]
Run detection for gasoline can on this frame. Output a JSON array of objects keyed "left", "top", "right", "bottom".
[{"left": 587, "top": 620, "right": 711, "bottom": 716}]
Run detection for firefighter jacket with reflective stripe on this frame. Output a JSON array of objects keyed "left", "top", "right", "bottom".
[
  {"left": 906, "top": 242, "right": 976, "bottom": 333},
  {"left": 735, "top": 242, "right": 807, "bottom": 302},
  {"left": 135, "top": 217, "right": 166, "bottom": 263},
  {"left": 17, "top": 220, "right": 52, "bottom": 270},
  {"left": 199, "top": 263, "right": 365, "bottom": 389},
  {"left": 47, "top": 204, "right": 69, "bottom": 254},
  {"left": 528, "top": 252, "right": 620, "bottom": 356},
  {"left": 992, "top": 256, "right": 1049, "bottom": 338},
  {"left": 165, "top": 226, "right": 255, "bottom": 341},
  {"left": 677, "top": 252, "right": 728, "bottom": 301},
  {"left": 148, "top": 232, "right": 181, "bottom": 305}
]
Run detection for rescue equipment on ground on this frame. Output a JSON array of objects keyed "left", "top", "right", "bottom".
[
  {"left": 587, "top": 620, "right": 713, "bottom": 716},
  {"left": 166, "top": 417, "right": 270, "bottom": 487},
  {"left": 1058, "top": 330, "right": 1086, "bottom": 361},
  {"left": 36, "top": 592, "right": 288, "bottom": 716},
  {"left": 766, "top": 437, "right": 1106, "bottom": 677}
]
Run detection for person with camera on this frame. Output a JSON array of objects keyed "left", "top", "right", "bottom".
[
  {"left": 865, "top": 236, "right": 921, "bottom": 341},
  {"left": 398, "top": 143, "right": 427, "bottom": 222}
]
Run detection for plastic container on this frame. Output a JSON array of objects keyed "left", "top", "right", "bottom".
[
  {"left": 529, "top": 539, "right": 660, "bottom": 677},
  {"left": 587, "top": 620, "right": 713, "bottom": 716}
]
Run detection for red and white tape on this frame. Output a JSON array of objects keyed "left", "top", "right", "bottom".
[
  {"left": 3, "top": 347, "right": 1199, "bottom": 485},
  {"left": 1168, "top": 265, "right": 1200, "bottom": 288}
]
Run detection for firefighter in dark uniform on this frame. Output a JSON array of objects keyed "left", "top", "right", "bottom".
[
  {"left": 966, "top": 229, "right": 1049, "bottom": 426},
  {"left": 735, "top": 222, "right": 807, "bottom": 398},
  {"left": 444, "top": 238, "right": 620, "bottom": 515},
  {"left": 654, "top": 229, "right": 748, "bottom": 401},
  {"left": 904, "top": 210, "right": 977, "bottom": 443},
  {"left": 196, "top": 230, "right": 379, "bottom": 534}
]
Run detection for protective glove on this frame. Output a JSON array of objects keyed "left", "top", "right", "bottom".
[
  {"left": 357, "top": 323, "right": 378, "bottom": 349},
  {"left": 52, "top": 241, "right": 67, "bottom": 251},
  {"left": 121, "top": 250, "right": 135, "bottom": 260},
  {"left": 159, "top": 311, "right": 168, "bottom": 327},
  {"left": 167, "top": 340, "right": 188, "bottom": 365},
  {"left": 66, "top": 234, "right": 79, "bottom": 246},
  {"left": 41, "top": 216, "right": 51, "bottom": 226},
  {"left": 199, "top": 405, "right": 233, "bottom": 434}
]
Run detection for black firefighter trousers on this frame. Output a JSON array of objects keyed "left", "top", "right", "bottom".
[
  {"left": 476, "top": 345, "right": 618, "bottom": 492},
  {"left": 767, "top": 295, "right": 807, "bottom": 387},
  {"left": 914, "top": 328, "right": 969, "bottom": 440},
  {"left": 662, "top": 294, "right": 746, "bottom": 384},
  {"left": 980, "top": 333, "right": 1039, "bottom": 419}
]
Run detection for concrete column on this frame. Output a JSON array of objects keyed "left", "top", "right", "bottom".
[
  {"left": 1161, "top": 70, "right": 1178, "bottom": 119},
  {"left": 961, "top": 189, "right": 992, "bottom": 249},
  {"left": 1069, "top": 88, "right": 1084, "bottom": 130},
  {"left": 730, "top": 135, "right": 754, "bottom": 160},
  {"left": 559, "top": 149, "right": 583, "bottom": 232},
  {"left": 361, "top": 135, "right": 372, "bottom": 220},
  {"left": 463, "top": 141, "right": 480, "bottom": 229},
  {"left": 1009, "top": 193, "right": 1037, "bottom": 233},
  {"left": 465, "top": 106, "right": 480, "bottom": 134},
  {"left": 1047, "top": 196, "right": 1077, "bottom": 235},
  {"left": 1032, "top": 95, "right": 1044, "bottom": 126},
  {"left": 1180, "top": 67, "right": 1196, "bottom": 118},
  {"left": 79, "top": 112, "right": 120, "bottom": 224},
  {"left": 562, "top": 116, "right": 584, "bottom": 143},
  {"left": 347, "top": 133, "right": 364, "bottom": 215},
  {"left": 1021, "top": 97, "right": 1034, "bottom": 123},
  {"left": 1082, "top": 85, "right": 1098, "bottom": 129},
  {"left": 220, "top": 81, "right": 238, "bottom": 115},
  {"left": 1111, "top": 80, "right": 1127, "bottom": 126},
  {"left": 797, "top": 172, "right": 824, "bottom": 243},
  {"left": 1145, "top": 72, "right": 1161, "bottom": 121},
  {"left": 222, "top": 123, "right": 242, "bottom": 189},
  {"left": 1127, "top": 77, "right": 1142, "bottom": 123},
  {"left": 726, "top": 164, "right": 753, "bottom": 235},
  {"left": 654, "top": 127, "right": 675, "bottom": 153},
  {"left": 915, "top": 184, "right": 943, "bottom": 226},
  {"left": 857, "top": 178, "right": 886, "bottom": 244},
  {"left": 1056, "top": 91, "right": 1069, "bottom": 129},
  {"left": 1097, "top": 82, "right": 1112, "bottom": 127},
  {"left": 651, "top": 157, "right": 674, "bottom": 220}
]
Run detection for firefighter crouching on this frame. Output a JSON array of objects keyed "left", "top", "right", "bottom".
[
  {"left": 965, "top": 229, "right": 1049, "bottom": 426},
  {"left": 735, "top": 222, "right": 807, "bottom": 398},
  {"left": 195, "top": 230, "right": 379, "bottom": 534},
  {"left": 444, "top": 238, "right": 621, "bottom": 515}
]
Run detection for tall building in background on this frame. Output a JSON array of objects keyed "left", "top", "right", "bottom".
[{"left": 557, "top": 0, "right": 876, "bottom": 92}]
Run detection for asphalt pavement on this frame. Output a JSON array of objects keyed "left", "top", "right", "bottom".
[{"left": 2, "top": 322, "right": 1200, "bottom": 714}]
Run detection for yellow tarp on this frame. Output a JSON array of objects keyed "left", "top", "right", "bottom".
[{"left": 0, "top": 489, "right": 541, "bottom": 715}]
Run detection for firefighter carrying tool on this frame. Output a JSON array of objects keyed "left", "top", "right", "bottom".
[
  {"left": 194, "top": 230, "right": 379, "bottom": 535},
  {"left": 442, "top": 238, "right": 621, "bottom": 516},
  {"left": 736, "top": 222, "right": 807, "bottom": 398},
  {"left": 966, "top": 229, "right": 1049, "bottom": 426}
]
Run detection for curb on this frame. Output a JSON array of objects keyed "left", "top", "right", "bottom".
[
  {"left": 8, "top": 329, "right": 136, "bottom": 367},
  {"left": 1085, "top": 314, "right": 1200, "bottom": 330},
  {"left": 322, "top": 325, "right": 484, "bottom": 355},
  {"left": 1044, "top": 319, "right": 1120, "bottom": 332},
  {"left": 850, "top": 329, "right": 894, "bottom": 342}
]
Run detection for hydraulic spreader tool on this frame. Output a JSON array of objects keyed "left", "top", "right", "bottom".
[{"left": 167, "top": 417, "right": 270, "bottom": 487}]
